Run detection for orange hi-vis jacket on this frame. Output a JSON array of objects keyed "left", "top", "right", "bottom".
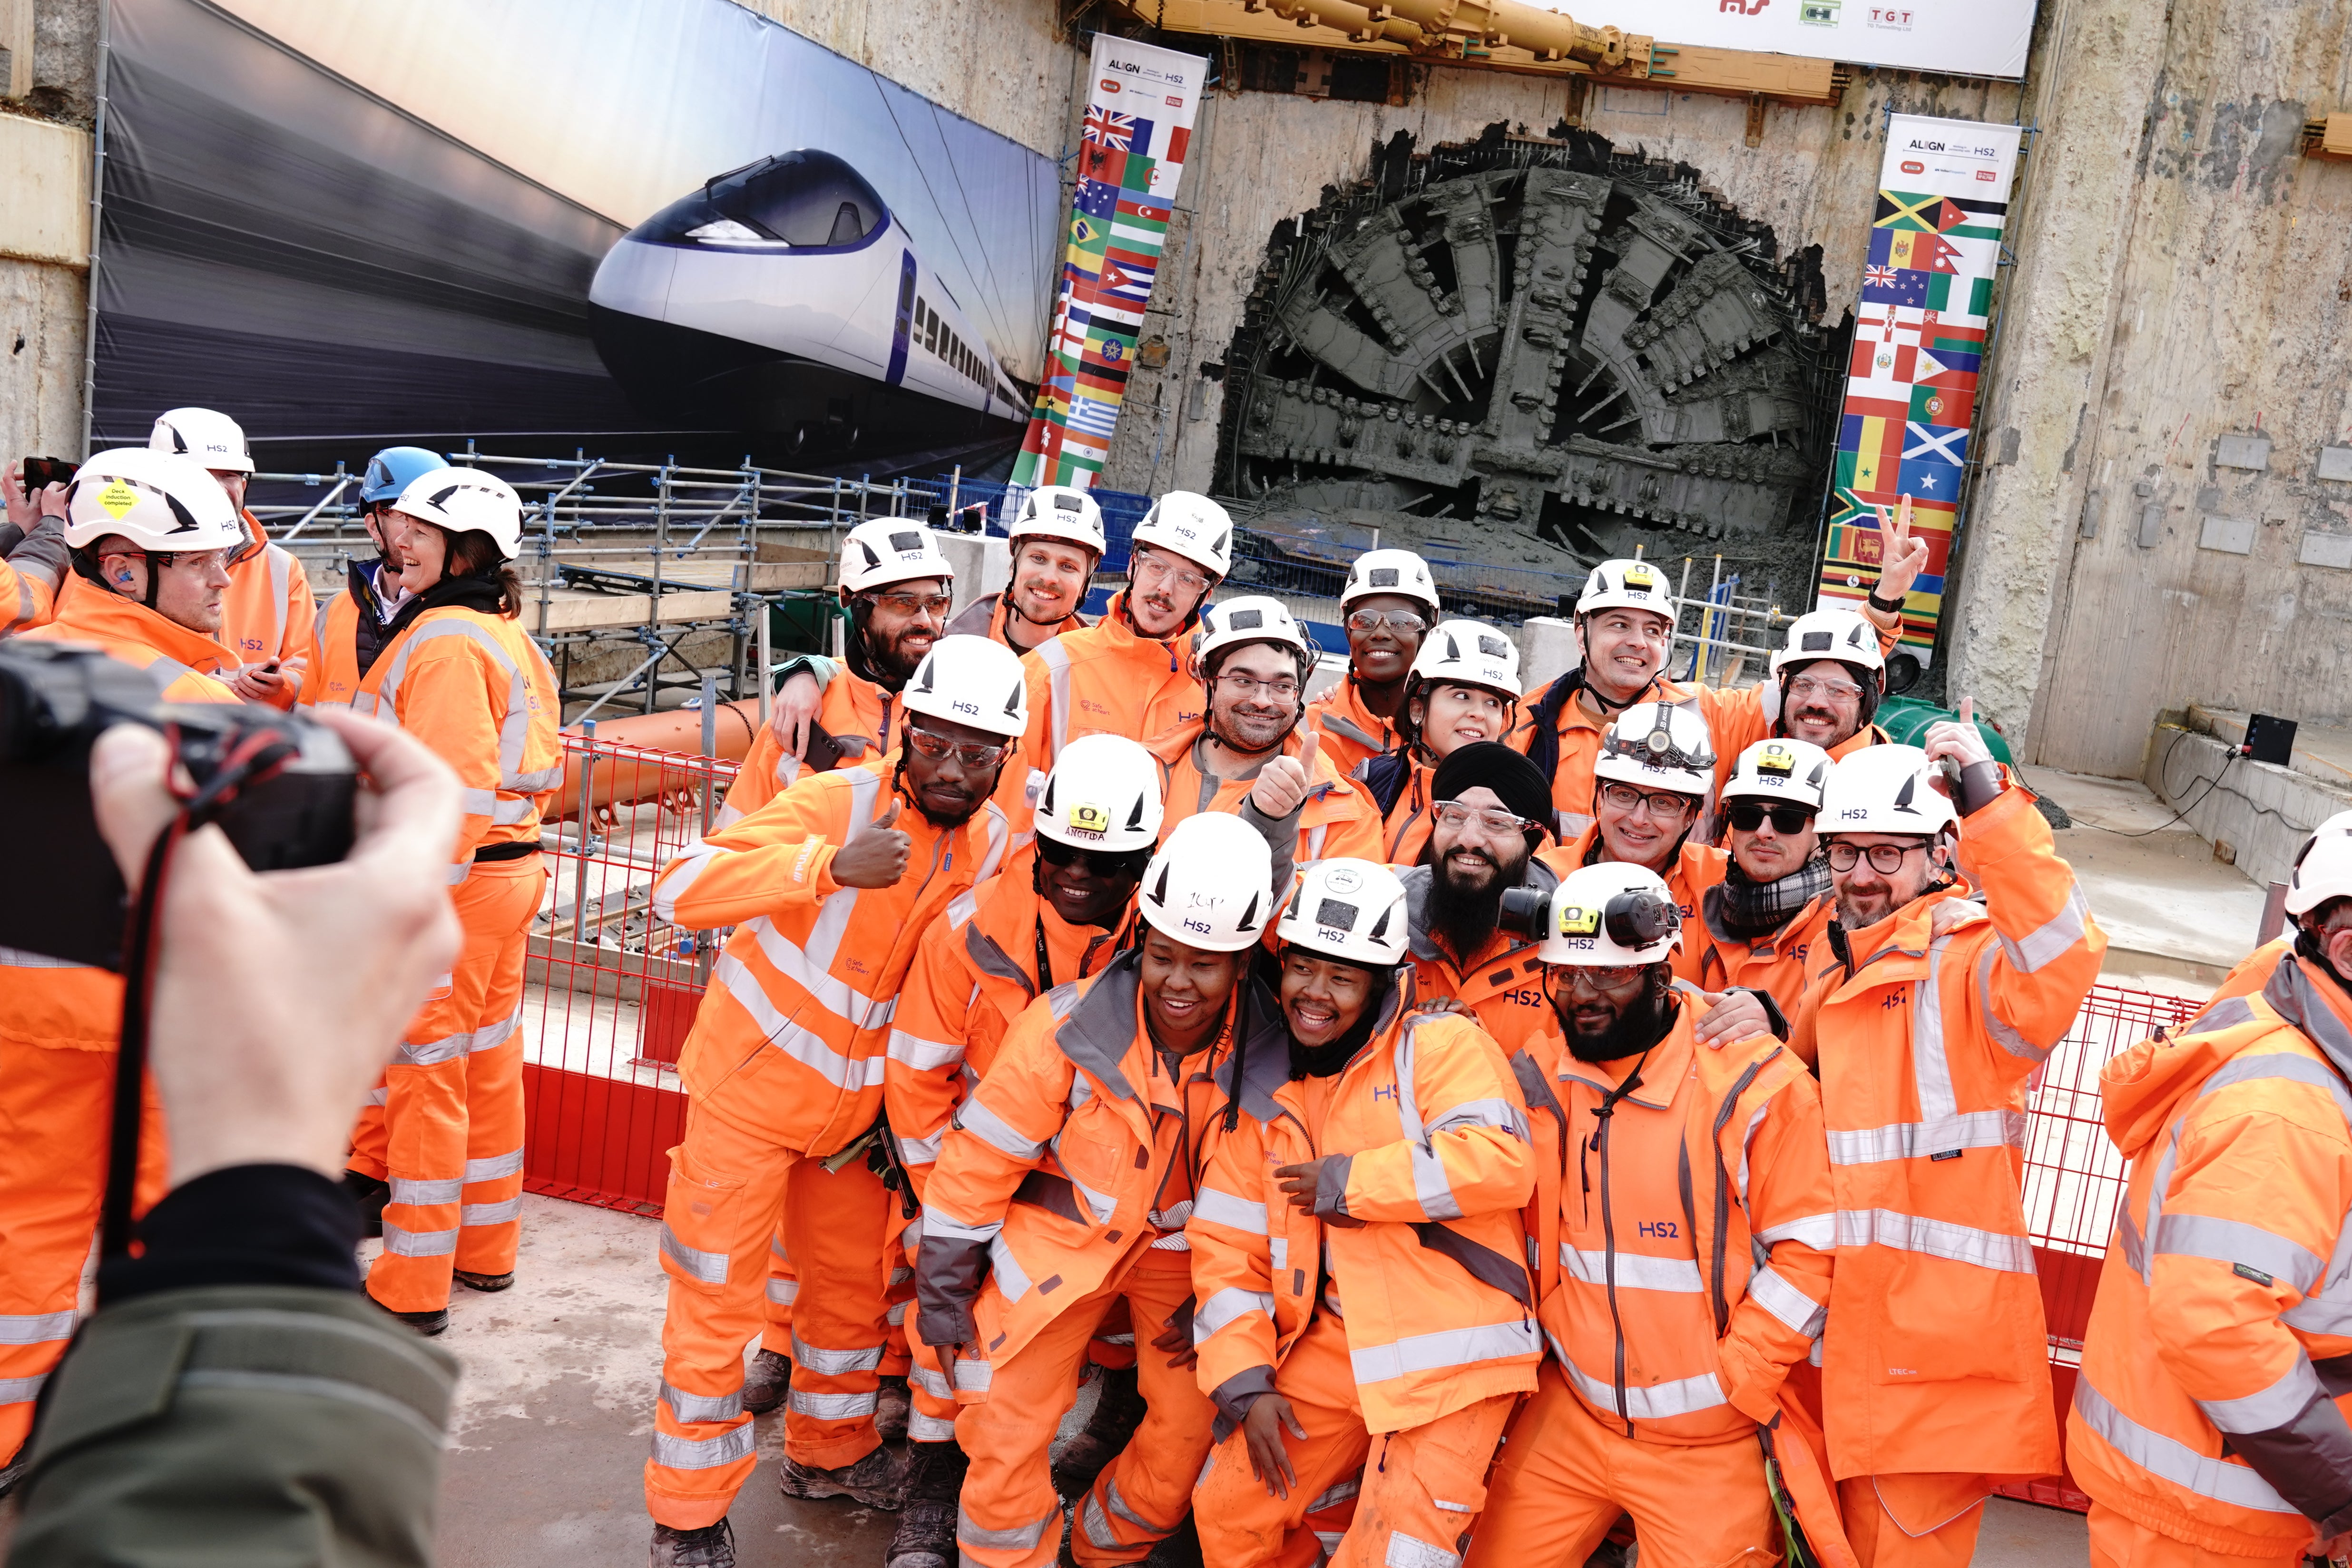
[
  {"left": 913, "top": 952, "right": 1283, "bottom": 1399},
  {"left": 886, "top": 874, "right": 1130, "bottom": 1195},
  {"left": 1366, "top": 755, "right": 1440, "bottom": 865},
  {"left": 2069, "top": 955, "right": 2352, "bottom": 1556},
  {"left": 1694, "top": 883, "right": 1837, "bottom": 1018},
  {"left": 1397, "top": 859, "right": 1564, "bottom": 1060},
  {"left": 1146, "top": 719, "right": 1383, "bottom": 866},
  {"left": 304, "top": 559, "right": 403, "bottom": 711},
  {"left": 654, "top": 760, "right": 1012, "bottom": 1157},
  {"left": 354, "top": 606, "right": 561, "bottom": 876},
  {"left": 0, "top": 528, "right": 65, "bottom": 635},
  {"left": 720, "top": 667, "right": 902, "bottom": 827},
  {"left": 2098, "top": 956, "right": 2352, "bottom": 1542},
  {"left": 1540, "top": 828, "right": 1728, "bottom": 987},
  {"left": 2213, "top": 936, "right": 2293, "bottom": 1006},
  {"left": 1789, "top": 782, "right": 2105, "bottom": 1481},
  {"left": 1516, "top": 1002, "right": 1835, "bottom": 1444},
  {"left": 1019, "top": 592, "right": 1203, "bottom": 769},
  {"left": 219, "top": 510, "right": 314, "bottom": 709},
  {"left": 28, "top": 580, "right": 242, "bottom": 700},
  {"left": 1304, "top": 674, "right": 1403, "bottom": 784},
  {"left": 945, "top": 590, "right": 1087, "bottom": 652},
  {"left": 1186, "top": 987, "right": 1542, "bottom": 1435}
]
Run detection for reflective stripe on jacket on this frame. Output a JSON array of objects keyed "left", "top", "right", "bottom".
[
  {"left": 1519, "top": 1005, "right": 1834, "bottom": 1445},
  {"left": 1019, "top": 593, "right": 1200, "bottom": 770},
  {"left": 913, "top": 952, "right": 1279, "bottom": 1397},
  {"left": 354, "top": 606, "right": 561, "bottom": 871},
  {"left": 1789, "top": 782, "right": 2105, "bottom": 1479},
  {"left": 1147, "top": 719, "right": 1383, "bottom": 870},
  {"left": 1539, "top": 828, "right": 1728, "bottom": 988},
  {"left": 1695, "top": 888, "right": 1836, "bottom": 1021},
  {"left": 2069, "top": 956, "right": 2352, "bottom": 1556},
  {"left": 303, "top": 559, "right": 396, "bottom": 711},
  {"left": 885, "top": 875, "right": 1127, "bottom": 1196},
  {"left": 1398, "top": 860, "right": 1562, "bottom": 1061},
  {"left": 654, "top": 760, "right": 1011, "bottom": 1157},
  {"left": 219, "top": 513, "right": 314, "bottom": 709},
  {"left": 1305, "top": 676, "right": 1401, "bottom": 784},
  {"left": 1187, "top": 990, "right": 1541, "bottom": 1435}
]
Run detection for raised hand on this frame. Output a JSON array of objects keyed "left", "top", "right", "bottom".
[
  {"left": 1872, "top": 494, "right": 1931, "bottom": 608},
  {"left": 829, "top": 797, "right": 912, "bottom": 888}
]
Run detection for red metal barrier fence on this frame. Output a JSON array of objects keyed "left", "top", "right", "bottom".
[{"left": 513, "top": 728, "right": 2209, "bottom": 1510}]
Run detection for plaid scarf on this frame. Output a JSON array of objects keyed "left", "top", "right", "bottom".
[{"left": 1714, "top": 851, "right": 1835, "bottom": 941}]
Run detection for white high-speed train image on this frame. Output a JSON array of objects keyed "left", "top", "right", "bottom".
[{"left": 588, "top": 150, "right": 1029, "bottom": 456}]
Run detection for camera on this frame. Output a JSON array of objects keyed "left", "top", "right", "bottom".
[
  {"left": 0, "top": 641, "right": 359, "bottom": 969},
  {"left": 1497, "top": 883, "right": 1552, "bottom": 941},
  {"left": 19, "top": 455, "right": 78, "bottom": 492}
]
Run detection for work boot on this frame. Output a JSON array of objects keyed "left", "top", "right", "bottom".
[
  {"left": 393, "top": 1307, "right": 450, "bottom": 1337},
  {"left": 777, "top": 1442, "right": 906, "bottom": 1509},
  {"left": 454, "top": 1269, "right": 515, "bottom": 1293},
  {"left": 1142, "top": 1515, "right": 1203, "bottom": 1568},
  {"left": 343, "top": 1169, "right": 391, "bottom": 1239},
  {"left": 740, "top": 1348, "right": 793, "bottom": 1416},
  {"left": 1050, "top": 1365, "right": 1144, "bottom": 1498},
  {"left": 883, "top": 1441, "right": 968, "bottom": 1568},
  {"left": 0, "top": 1445, "right": 24, "bottom": 1499},
  {"left": 875, "top": 1373, "right": 911, "bottom": 1442},
  {"left": 650, "top": 1518, "right": 736, "bottom": 1567}
]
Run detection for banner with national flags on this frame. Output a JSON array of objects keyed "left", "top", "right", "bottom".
[
  {"left": 1011, "top": 35, "right": 1207, "bottom": 490},
  {"left": 1817, "top": 114, "right": 2022, "bottom": 669}
]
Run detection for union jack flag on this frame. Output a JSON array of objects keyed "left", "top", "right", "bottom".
[
  {"left": 1082, "top": 109, "right": 1136, "bottom": 150},
  {"left": 1863, "top": 264, "right": 1899, "bottom": 289}
]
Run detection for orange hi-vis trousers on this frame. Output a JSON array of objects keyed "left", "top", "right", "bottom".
[
  {"left": 2086, "top": 1502, "right": 2303, "bottom": 1568},
  {"left": 0, "top": 1032, "right": 166, "bottom": 1465},
  {"left": 353, "top": 856, "right": 540, "bottom": 1314},
  {"left": 761, "top": 1197, "right": 918, "bottom": 1384},
  {"left": 645, "top": 1102, "right": 897, "bottom": 1531},
  {"left": 1464, "top": 1360, "right": 1780, "bottom": 1568},
  {"left": 954, "top": 1245, "right": 1213, "bottom": 1568},
  {"left": 1194, "top": 1312, "right": 1518, "bottom": 1568}
]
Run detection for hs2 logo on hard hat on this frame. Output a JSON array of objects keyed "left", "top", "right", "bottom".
[
  {"left": 1558, "top": 904, "right": 1601, "bottom": 937},
  {"left": 951, "top": 700, "right": 980, "bottom": 718},
  {"left": 1067, "top": 802, "right": 1110, "bottom": 838}
]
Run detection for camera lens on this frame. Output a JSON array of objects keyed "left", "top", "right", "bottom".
[{"left": 1497, "top": 884, "right": 1550, "bottom": 941}]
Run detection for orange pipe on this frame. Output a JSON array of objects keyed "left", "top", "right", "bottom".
[{"left": 549, "top": 698, "right": 764, "bottom": 823}]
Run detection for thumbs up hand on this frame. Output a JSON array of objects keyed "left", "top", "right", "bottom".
[
  {"left": 830, "top": 797, "right": 913, "bottom": 888},
  {"left": 1249, "top": 727, "right": 1320, "bottom": 820}
]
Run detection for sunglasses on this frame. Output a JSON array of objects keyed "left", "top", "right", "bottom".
[
  {"left": 1036, "top": 835, "right": 1153, "bottom": 877},
  {"left": 1725, "top": 803, "right": 1815, "bottom": 834},
  {"left": 903, "top": 724, "right": 1011, "bottom": 769}
]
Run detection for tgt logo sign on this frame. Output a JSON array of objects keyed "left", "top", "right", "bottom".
[
  {"left": 1867, "top": 5, "right": 1914, "bottom": 25},
  {"left": 1719, "top": 0, "right": 1769, "bottom": 12}
]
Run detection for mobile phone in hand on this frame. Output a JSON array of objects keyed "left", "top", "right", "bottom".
[{"left": 20, "top": 456, "right": 77, "bottom": 491}]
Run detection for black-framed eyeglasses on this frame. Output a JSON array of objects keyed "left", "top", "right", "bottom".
[
  {"left": 1597, "top": 782, "right": 1697, "bottom": 820},
  {"left": 1432, "top": 801, "right": 1536, "bottom": 836},
  {"left": 1036, "top": 835, "right": 1153, "bottom": 878},
  {"left": 1346, "top": 608, "right": 1428, "bottom": 635},
  {"left": 903, "top": 724, "right": 1010, "bottom": 769},
  {"left": 1725, "top": 802, "right": 1815, "bottom": 835},
  {"left": 1826, "top": 841, "right": 1927, "bottom": 874}
]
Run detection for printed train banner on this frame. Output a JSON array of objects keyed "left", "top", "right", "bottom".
[
  {"left": 1816, "top": 113, "right": 2023, "bottom": 668},
  {"left": 1011, "top": 34, "right": 1208, "bottom": 490}
]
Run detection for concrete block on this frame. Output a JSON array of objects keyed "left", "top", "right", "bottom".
[
  {"left": 2318, "top": 445, "right": 2352, "bottom": 483},
  {"left": 1521, "top": 616, "right": 1579, "bottom": 694},
  {"left": 2155, "top": 713, "right": 2352, "bottom": 890},
  {"left": 2214, "top": 433, "right": 2272, "bottom": 471},
  {"left": 0, "top": 111, "right": 86, "bottom": 265},
  {"left": 2301, "top": 530, "right": 2352, "bottom": 570},
  {"left": 936, "top": 531, "right": 1008, "bottom": 609},
  {"left": 2198, "top": 514, "right": 2257, "bottom": 555}
]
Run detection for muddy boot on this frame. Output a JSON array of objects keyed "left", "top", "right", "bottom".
[
  {"left": 1050, "top": 1365, "right": 1144, "bottom": 1499},
  {"left": 343, "top": 1170, "right": 390, "bottom": 1239},
  {"left": 650, "top": 1518, "right": 736, "bottom": 1567},
  {"left": 740, "top": 1348, "right": 793, "bottom": 1416},
  {"left": 392, "top": 1307, "right": 449, "bottom": 1337},
  {"left": 454, "top": 1269, "right": 514, "bottom": 1293},
  {"left": 875, "top": 1373, "right": 912, "bottom": 1443},
  {"left": 777, "top": 1442, "right": 907, "bottom": 1510},
  {"left": 884, "top": 1441, "right": 968, "bottom": 1568}
]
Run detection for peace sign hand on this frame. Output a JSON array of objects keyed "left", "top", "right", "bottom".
[{"left": 1872, "top": 494, "right": 1931, "bottom": 608}]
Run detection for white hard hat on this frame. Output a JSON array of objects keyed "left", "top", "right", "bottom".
[
  {"left": 1575, "top": 558, "right": 1673, "bottom": 622},
  {"left": 64, "top": 447, "right": 246, "bottom": 553},
  {"left": 391, "top": 469, "right": 525, "bottom": 562},
  {"left": 1036, "top": 734, "right": 1163, "bottom": 853},
  {"left": 1594, "top": 701, "right": 1716, "bottom": 798},
  {"left": 841, "top": 519, "right": 955, "bottom": 595},
  {"left": 1818, "top": 743, "right": 1956, "bottom": 838},
  {"left": 1536, "top": 862, "right": 1684, "bottom": 967},
  {"left": 1410, "top": 619, "right": 1521, "bottom": 701},
  {"left": 1341, "top": 548, "right": 1440, "bottom": 617},
  {"left": 901, "top": 634, "right": 1029, "bottom": 740},
  {"left": 148, "top": 406, "right": 255, "bottom": 475},
  {"left": 1196, "top": 595, "right": 1310, "bottom": 677},
  {"left": 1771, "top": 606, "right": 1884, "bottom": 676},
  {"left": 2286, "top": 830, "right": 2352, "bottom": 919},
  {"left": 1009, "top": 485, "right": 1106, "bottom": 556},
  {"left": 1130, "top": 490, "right": 1232, "bottom": 579},
  {"left": 1277, "top": 858, "right": 1409, "bottom": 968},
  {"left": 1722, "top": 738, "right": 1833, "bottom": 811},
  {"left": 1137, "top": 812, "right": 1273, "bottom": 953}
]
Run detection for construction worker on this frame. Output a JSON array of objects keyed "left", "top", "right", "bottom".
[
  {"left": 1464, "top": 861, "right": 1839, "bottom": 1568},
  {"left": 0, "top": 448, "right": 245, "bottom": 1488},
  {"left": 1147, "top": 595, "right": 1381, "bottom": 880},
  {"left": 2208, "top": 811, "right": 2352, "bottom": 1003},
  {"left": 1396, "top": 742, "right": 1562, "bottom": 1058},
  {"left": 0, "top": 460, "right": 70, "bottom": 634},
  {"left": 914, "top": 811, "right": 1280, "bottom": 1568},
  {"left": 305, "top": 445, "right": 447, "bottom": 712},
  {"left": 1539, "top": 703, "right": 1727, "bottom": 981},
  {"left": 1303, "top": 548, "right": 1441, "bottom": 779},
  {"left": 880, "top": 733, "right": 1164, "bottom": 1568},
  {"left": 642, "top": 635, "right": 1027, "bottom": 1568},
  {"left": 148, "top": 407, "right": 314, "bottom": 709},
  {"left": 339, "top": 470, "right": 559, "bottom": 1336},
  {"left": 746, "top": 518, "right": 959, "bottom": 803},
  {"left": 945, "top": 483, "right": 1102, "bottom": 653},
  {"left": 1353, "top": 618, "right": 1523, "bottom": 864},
  {"left": 1189, "top": 859, "right": 1540, "bottom": 1566},
  {"left": 1020, "top": 490, "right": 1231, "bottom": 768},
  {"left": 1694, "top": 738, "right": 1837, "bottom": 1019},
  {"left": 1790, "top": 734, "right": 2105, "bottom": 1565},
  {"left": 2069, "top": 833, "right": 2352, "bottom": 1568}
]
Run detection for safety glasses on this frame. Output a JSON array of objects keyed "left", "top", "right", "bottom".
[
  {"left": 902, "top": 724, "right": 1010, "bottom": 769},
  {"left": 1036, "top": 835, "right": 1153, "bottom": 878},
  {"left": 1725, "top": 802, "right": 1815, "bottom": 835}
]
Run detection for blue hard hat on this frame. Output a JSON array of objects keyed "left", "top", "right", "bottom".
[{"left": 361, "top": 445, "right": 449, "bottom": 505}]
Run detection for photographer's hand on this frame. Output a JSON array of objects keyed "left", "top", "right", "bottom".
[{"left": 89, "top": 709, "right": 464, "bottom": 1187}]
